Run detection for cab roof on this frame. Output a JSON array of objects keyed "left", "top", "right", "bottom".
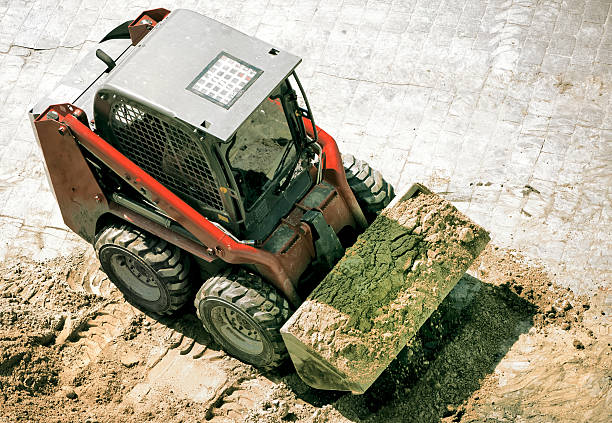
[{"left": 101, "top": 9, "right": 301, "bottom": 141}]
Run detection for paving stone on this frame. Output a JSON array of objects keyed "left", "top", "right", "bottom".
[
  {"left": 596, "top": 46, "right": 612, "bottom": 64},
  {"left": 541, "top": 54, "right": 571, "bottom": 74},
  {"left": 519, "top": 39, "right": 549, "bottom": 66},
  {"left": 583, "top": 0, "right": 610, "bottom": 24}
]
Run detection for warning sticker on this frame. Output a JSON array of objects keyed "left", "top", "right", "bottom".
[{"left": 187, "top": 52, "right": 262, "bottom": 109}]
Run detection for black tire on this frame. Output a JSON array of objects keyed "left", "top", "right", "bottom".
[
  {"left": 342, "top": 153, "right": 395, "bottom": 221},
  {"left": 195, "top": 268, "right": 291, "bottom": 370},
  {"left": 95, "top": 224, "right": 191, "bottom": 315}
]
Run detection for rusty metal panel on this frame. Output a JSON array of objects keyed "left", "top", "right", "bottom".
[
  {"left": 128, "top": 8, "right": 170, "bottom": 45},
  {"left": 33, "top": 107, "right": 108, "bottom": 243},
  {"left": 261, "top": 181, "right": 357, "bottom": 287}
]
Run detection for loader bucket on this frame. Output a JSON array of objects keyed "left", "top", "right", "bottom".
[{"left": 280, "top": 184, "right": 490, "bottom": 393}]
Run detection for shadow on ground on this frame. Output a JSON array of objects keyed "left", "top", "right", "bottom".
[
  {"left": 281, "top": 274, "right": 536, "bottom": 422},
  {"left": 129, "top": 270, "right": 536, "bottom": 423}
]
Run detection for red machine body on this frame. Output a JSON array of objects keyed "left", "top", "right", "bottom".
[
  {"left": 29, "top": 7, "right": 402, "bottom": 391},
  {"left": 32, "top": 103, "right": 364, "bottom": 306}
]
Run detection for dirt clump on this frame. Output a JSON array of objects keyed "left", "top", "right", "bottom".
[
  {"left": 0, "top": 338, "right": 61, "bottom": 398},
  {"left": 0, "top": 230, "right": 607, "bottom": 423},
  {"left": 354, "top": 274, "right": 535, "bottom": 422},
  {"left": 0, "top": 255, "right": 100, "bottom": 411},
  {"left": 324, "top": 245, "right": 603, "bottom": 423},
  {"left": 283, "top": 192, "right": 489, "bottom": 392},
  {"left": 472, "top": 245, "right": 590, "bottom": 331}
]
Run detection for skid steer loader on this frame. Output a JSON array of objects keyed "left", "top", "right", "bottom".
[{"left": 30, "top": 9, "right": 486, "bottom": 393}]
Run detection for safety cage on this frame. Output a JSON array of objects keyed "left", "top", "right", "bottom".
[{"left": 94, "top": 92, "right": 233, "bottom": 220}]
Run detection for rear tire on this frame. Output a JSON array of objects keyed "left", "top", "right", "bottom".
[
  {"left": 343, "top": 154, "right": 395, "bottom": 221},
  {"left": 195, "top": 268, "right": 291, "bottom": 370},
  {"left": 95, "top": 224, "right": 191, "bottom": 315}
]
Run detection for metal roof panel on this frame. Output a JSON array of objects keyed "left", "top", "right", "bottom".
[{"left": 101, "top": 9, "right": 301, "bottom": 140}]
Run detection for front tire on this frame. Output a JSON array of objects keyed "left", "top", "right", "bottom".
[
  {"left": 195, "top": 269, "right": 291, "bottom": 370},
  {"left": 95, "top": 224, "right": 191, "bottom": 315},
  {"left": 343, "top": 153, "right": 395, "bottom": 221}
]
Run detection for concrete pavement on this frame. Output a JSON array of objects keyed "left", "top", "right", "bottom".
[{"left": 0, "top": 0, "right": 610, "bottom": 294}]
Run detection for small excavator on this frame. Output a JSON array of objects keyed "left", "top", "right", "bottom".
[{"left": 30, "top": 8, "right": 481, "bottom": 393}]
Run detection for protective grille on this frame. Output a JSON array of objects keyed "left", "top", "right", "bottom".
[{"left": 109, "top": 101, "right": 224, "bottom": 211}]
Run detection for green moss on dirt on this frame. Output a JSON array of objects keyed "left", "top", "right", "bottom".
[{"left": 285, "top": 193, "right": 490, "bottom": 390}]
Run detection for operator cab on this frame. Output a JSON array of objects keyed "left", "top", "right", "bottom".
[
  {"left": 219, "top": 81, "right": 314, "bottom": 239},
  {"left": 91, "top": 9, "right": 317, "bottom": 240}
]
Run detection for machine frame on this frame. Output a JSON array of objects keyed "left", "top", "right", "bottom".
[{"left": 29, "top": 9, "right": 367, "bottom": 307}]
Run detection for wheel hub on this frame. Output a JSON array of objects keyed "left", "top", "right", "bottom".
[
  {"left": 210, "top": 305, "right": 264, "bottom": 356},
  {"left": 109, "top": 253, "right": 161, "bottom": 302}
]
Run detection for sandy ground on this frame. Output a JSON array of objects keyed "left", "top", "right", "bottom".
[
  {"left": 1, "top": 1, "right": 610, "bottom": 422},
  {"left": 1, "top": 245, "right": 610, "bottom": 423}
]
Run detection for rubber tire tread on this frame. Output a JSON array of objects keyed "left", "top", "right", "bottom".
[
  {"left": 95, "top": 223, "right": 191, "bottom": 315},
  {"left": 195, "top": 268, "right": 291, "bottom": 370},
  {"left": 342, "top": 153, "right": 395, "bottom": 221}
]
